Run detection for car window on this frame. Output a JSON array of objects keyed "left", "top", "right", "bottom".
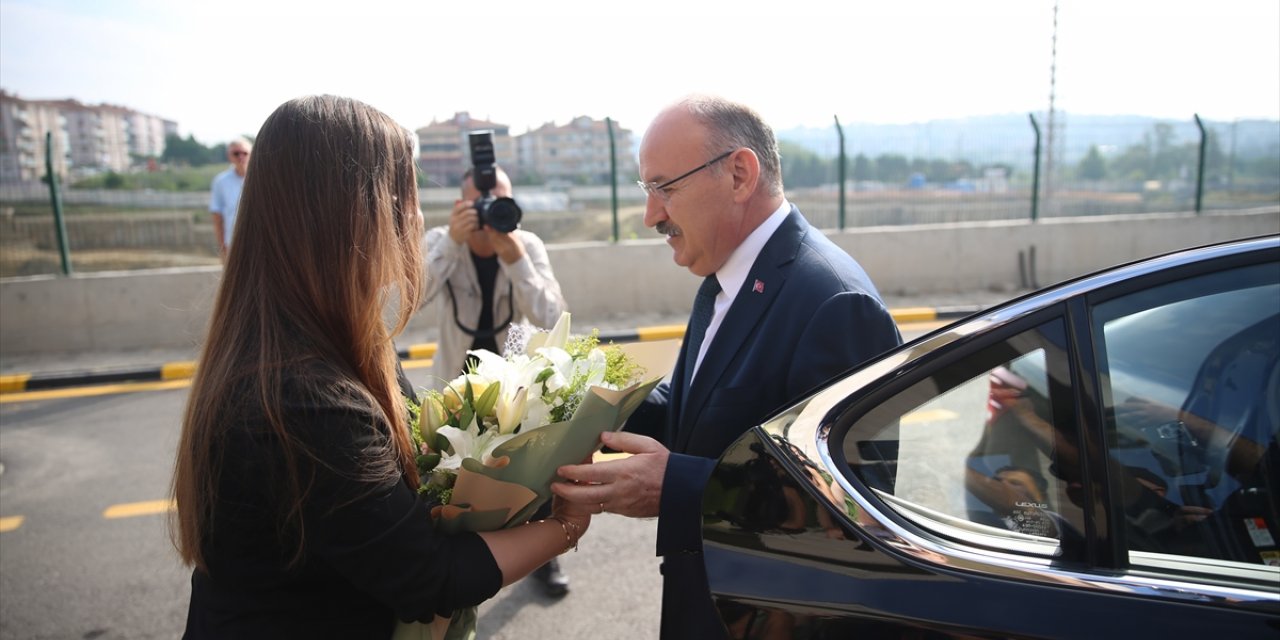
[
  {"left": 1093, "top": 262, "right": 1280, "bottom": 570},
  {"left": 840, "top": 318, "right": 1087, "bottom": 557}
]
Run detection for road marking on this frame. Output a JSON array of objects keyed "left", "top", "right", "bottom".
[
  {"left": 0, "top": 379, "right": 194, "bottom": 404},
  {"left": 0, "top": 515, "right": 24, "bottom": 532},
  {"left": 103, "top": 500, "right": 176, "bottom": 519}
]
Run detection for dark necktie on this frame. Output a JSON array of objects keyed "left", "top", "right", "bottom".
[{"left": 683, "top": 275, "right": 721, "bottom": 390}]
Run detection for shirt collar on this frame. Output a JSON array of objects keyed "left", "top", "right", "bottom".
[{"left": 715, "top": 199, "right": 790, "bottom": 302}]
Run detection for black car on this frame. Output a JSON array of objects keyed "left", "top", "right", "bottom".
[{"left": 702, "top": 235, "right": 1280, "bottom": 638}]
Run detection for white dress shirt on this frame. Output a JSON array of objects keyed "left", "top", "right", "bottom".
[{"left": 691, "top": 199, "right": 791, "bottom": 380}]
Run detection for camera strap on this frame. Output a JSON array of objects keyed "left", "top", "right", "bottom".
[{"left": 445, "top": 280, "right": 514, "bottom": 339}]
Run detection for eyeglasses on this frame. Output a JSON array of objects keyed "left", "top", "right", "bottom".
[
  {"left": 636, "top": 150, "right": 734, "bottom": 202},
  {"left": 231, "top": 150, "right": 249, "bottom": 158}
]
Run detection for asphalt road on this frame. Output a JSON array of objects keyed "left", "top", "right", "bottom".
[{"left": 0, "top": 323, "right": 943, "bottom": 640}]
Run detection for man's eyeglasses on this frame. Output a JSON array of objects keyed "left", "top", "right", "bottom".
[
  {"left": 231, "top": 150, "right": 249, "bottom": 158},
  {"left": 636, "top": 149, "right": 734, "bottom": 202}
]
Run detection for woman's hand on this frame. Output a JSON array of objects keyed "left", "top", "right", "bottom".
[{"left": 551, "top": 496, "right": 592, "bottom": 550}]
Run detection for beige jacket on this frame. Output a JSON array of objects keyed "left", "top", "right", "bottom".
[{"left": 422, "top": 226, "right": 567, "bottom": 388}]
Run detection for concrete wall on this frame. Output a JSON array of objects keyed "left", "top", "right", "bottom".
[{"left": 2, "top": 207, "right": 1276, "bottom": 357}]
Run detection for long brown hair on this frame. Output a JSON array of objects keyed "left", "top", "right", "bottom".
[{"left": 171, "top": 95, "right": 424, "bottom": 571}]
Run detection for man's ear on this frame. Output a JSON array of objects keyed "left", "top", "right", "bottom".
[{"left": 729, "top": 148, "right": 760, "bottom": 204}]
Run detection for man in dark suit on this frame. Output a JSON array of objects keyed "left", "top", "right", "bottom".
[{"left": 552, "top": 95, "right": 902, "bottom": 639}]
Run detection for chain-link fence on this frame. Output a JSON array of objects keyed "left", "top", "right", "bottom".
[{"left": 3, "top": 114, "right": 1275, "bottom": 277}]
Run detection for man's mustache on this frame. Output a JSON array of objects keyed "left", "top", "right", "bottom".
[{"left": 655, "top": 221, "right": 681, "bottom": 237}]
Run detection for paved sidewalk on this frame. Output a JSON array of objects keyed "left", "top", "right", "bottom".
[{"left": 0, "top": 288, "right": 1030, "bottom": 389}]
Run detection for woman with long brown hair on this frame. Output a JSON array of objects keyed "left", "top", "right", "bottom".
[{"left": 171, "top": 95, "right": 589, "bottom": 638}]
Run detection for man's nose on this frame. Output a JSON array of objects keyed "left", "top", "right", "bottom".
[{"left": 642, "top": 195, "right": 667, "bottom": 228}]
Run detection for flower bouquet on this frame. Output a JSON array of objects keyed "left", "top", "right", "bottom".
[{"left": 393, "top": 312, "right": 677, "bottom": 640}]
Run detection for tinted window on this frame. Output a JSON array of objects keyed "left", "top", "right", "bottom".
[
  {"left": 1094, "top": 262, "right": 1280, "bottom": 569},
  {"left": 840, "top": 319, "right": 1087, "bottom": 556}
]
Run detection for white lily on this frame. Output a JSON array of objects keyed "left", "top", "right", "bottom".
[
  {"left": 494, "top": 385, "right": 528, "bottom": 435},
  {"left": 522, "top": 393, "right": 554, "bottom": 430},
  {"left": 436, "top": 416, "right": 517, "bottom": 470},
  {"left": 471, "top": 349, "right": 544, "bottom": 392},
  {"left": 526, "top": 311, "right": 572, "bottom": 353},
  {"left": 534, "top": 346, "right": 573, "bottom": 393},
  {"left": 576, "top": 347, "right": 609, "bottom": 389}
]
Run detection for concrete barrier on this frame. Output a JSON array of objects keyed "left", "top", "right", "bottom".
[{"left": 2, "top": 207, "right": 1276, "bottom": 357}]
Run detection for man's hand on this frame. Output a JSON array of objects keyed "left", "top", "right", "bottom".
[
  {"left": 487, "top": 227, "right": 527, "bottom": 264},
  {"left": 551, "top": 431, "right": 669, "bottom": 519},
  {"left": 448, "top": 198, "right": 480, "bottom": 245}
]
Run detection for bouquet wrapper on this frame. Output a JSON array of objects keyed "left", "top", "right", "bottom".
[{"left": 393, "top": 340, "right": 678, "bottom": 639}]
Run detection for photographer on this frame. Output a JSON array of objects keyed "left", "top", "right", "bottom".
[
  {"left": 423, "top": 163, "right": 567, "bottom": 387},
  {"left": 422, "top": 162, "right": 570, "bottom": 597}
]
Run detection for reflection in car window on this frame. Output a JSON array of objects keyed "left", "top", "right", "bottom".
[
  {"left": 840, "top": 319, "right": 1086, "bottom": 556},
  {"left": 1094, "top": 263, "right": 1280, "bottom": 569}
]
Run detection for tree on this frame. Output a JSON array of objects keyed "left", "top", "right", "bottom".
[
  {"left": 1077, "top": 145, "right": 1107, "bottom": 181},
  {"left": 778, "top": 141, "right": 830, "bottom": 188},
  {"left": 162, "top": 134, "right": 214, "bottom": 167},
  {"left": 874, "top": 154, "right": 910, "bottom": 183},
  {"left": 852, "top": 153, "right": 872, "bottom": 181}
]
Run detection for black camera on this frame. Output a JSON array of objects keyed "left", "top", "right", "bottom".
[{"left": 467, "top": 130, "right": 522, "bottom": 233}]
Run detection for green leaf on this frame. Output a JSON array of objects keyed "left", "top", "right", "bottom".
[
  {"left": 433, "top": 433, "right": 451, "bottom": 452},
  {"left": 473, "top": 380, "right": 501, "bottom": 418},
  {"left": 416, "top": 452, "right": 440, "bottom": 472}
]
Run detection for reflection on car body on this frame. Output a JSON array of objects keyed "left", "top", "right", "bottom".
[{"left": 702, "top": 235, "right": 1280, "bottom": 638}]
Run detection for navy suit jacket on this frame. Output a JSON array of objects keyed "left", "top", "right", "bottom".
[{"left": 625, "top": 206, "right": 903, "bottom": 639}]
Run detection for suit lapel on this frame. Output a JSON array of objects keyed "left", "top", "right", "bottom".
[{"left": 675, "top": 208, "right": 808, "bottom": 452}]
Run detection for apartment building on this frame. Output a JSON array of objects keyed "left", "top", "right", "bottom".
[
  {"left": 0, "top": 93, "right": 67, "bottom": 182},
  {"left": 515, "top": 115, "right": 637, "bottom": 185},
  {"left": 0, "top": 90, "right": 177, "bottom": 182},
  {"left": 415, "top": 112, "right": 638, "bottom": 188},
  {"left": 415, "top": 112, "right": 514, "bottom": 188}
]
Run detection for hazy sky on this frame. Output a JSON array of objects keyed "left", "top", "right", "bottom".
[{"left": 2, "top": 0, "right": 1277, "bottom": 144}]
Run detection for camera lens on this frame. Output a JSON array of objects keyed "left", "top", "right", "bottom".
[{"left": 484, "top": 197, "right": 522, "bottom": 233}]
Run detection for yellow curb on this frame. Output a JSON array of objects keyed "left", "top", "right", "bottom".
[
  {"left": 103, "top": 499, "right": 176, "bottom": 519},
  {"left": 891, "top": 307, "right": 939, "bottom": 323},
  {"left": 405, "top": 344, "right": 438, "bottom": 360},
  {"left": 635, "top": 325, "right": 687, "bottom": 341},
  {"left": 0, "top": 379, "right": 193, "bottom": 404},
  {"left": 0, "top": 515, "right": 25, "bottom": 532},
  {"left": 0, "top": 374, "right": 31, "bottom": 393},
  {"left": 161, "top": 361, "right": 197, "bottom": 380}
]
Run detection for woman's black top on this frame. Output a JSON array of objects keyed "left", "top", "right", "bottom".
[{"left": 182, "top": 364, "right": 502, "bottom": 639}]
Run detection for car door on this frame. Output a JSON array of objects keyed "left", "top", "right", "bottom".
[{"left": 704, "top": 238, "right": 1280, "bottom": 639}]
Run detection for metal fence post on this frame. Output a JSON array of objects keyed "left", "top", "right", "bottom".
[
  {"left": 45, "top": 131, "right": 73, "bottom": 275},
  {"left": 1028, "top": 113, "right": 1041, "bottom": 222},
  {"left": 834, "top": 115, "right": 846, "bottom": 230},
  {"left": 1193, "top": 113, "right": 1207, "bottom": 214},
  {"left": 606, "top": 117, "right": 619, "bottom": 242}
]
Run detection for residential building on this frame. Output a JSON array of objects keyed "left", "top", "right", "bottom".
[
  {"left": 0, "top": 91, "right": 67, "bottom": 182},
  {"left": 0, "top": 89, "right": 177, "bottom": 182},
  {"left": 415, "top": 112, "right": 514, "bottom": 187},
  {"left": 514, "top": 116, "right": 637, "bottom": 185}
]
